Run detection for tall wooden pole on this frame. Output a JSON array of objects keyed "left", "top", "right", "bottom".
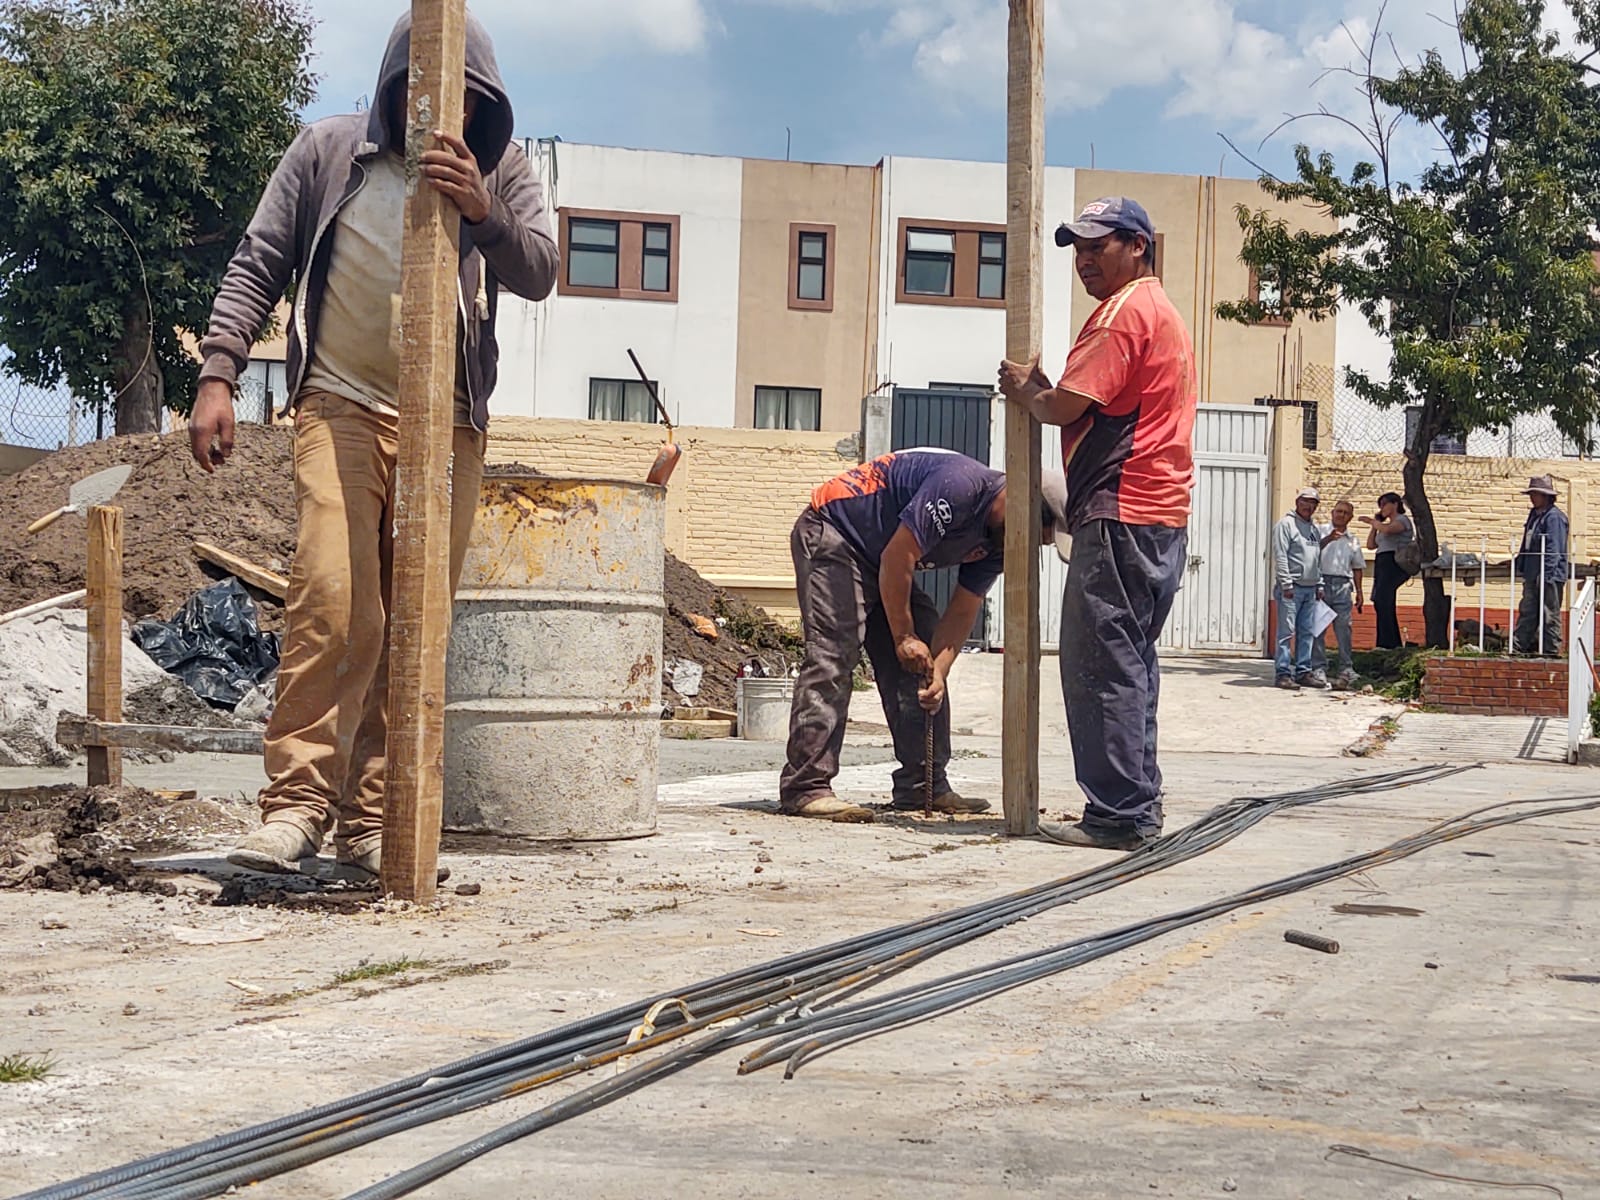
[
  {"left": 380, "top": 0, "right": 467, "bottom": 901},
  {"left": 86, "top": 505, "right": 124, "bottom": 788},
  {"left": 1002, "top": 0, "right": 1043, "bottom": 837}
]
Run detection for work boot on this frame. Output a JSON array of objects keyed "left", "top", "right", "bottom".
[
  {"left": 1299, "top": 671, "right": 1330, "bottom": 690},
  {"left": 335, "top": 843, "right": 382, "bottom": 883},
  {"left": 1037, "top": 820, "right": 1155, "bottom": 852},
  {"left": 779, "top": 794, "right": 875, "bottom": 823},
  {"left": 1274, "top": 675, "right": 1301, "bottom": 691},
  {"left": 890, "top": 791, "right": 992, "bottom": 814},
  {"left": 1334, "top": 669, "right": 1358, "bottom": 691},
  {"left": 227, "top": 822, "right": 320, "bottom": 876}
]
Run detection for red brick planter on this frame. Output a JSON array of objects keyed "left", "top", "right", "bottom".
[{"left": 1421, "top": 655, "right": 1566, "bottom": 716}]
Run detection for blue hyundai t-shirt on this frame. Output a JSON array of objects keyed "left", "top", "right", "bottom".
[{"left": 809, "top": 449, "right": 1005, "bottom": 597}]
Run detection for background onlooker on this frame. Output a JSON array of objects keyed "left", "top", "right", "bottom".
[
  {"left": 1513, "top": 475, "right": 1568, "bottom": 656},
  {"left": 1312, "top": 499, "right": 1364, "bottom": 688},
  {"left": 1273, "top": 487, "right": 1327, "bottom": 690},
  {"left": 1362, "top": 492, "right": 1414, "bottom": 650}
]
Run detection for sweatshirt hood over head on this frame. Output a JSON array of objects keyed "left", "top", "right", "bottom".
[{"left": 369, "top": 10, "right": 514, "bottom": 175}]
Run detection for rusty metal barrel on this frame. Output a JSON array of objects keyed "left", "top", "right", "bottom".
[{"left": 443, "top": 473, "right": 664, "bottom": 841}]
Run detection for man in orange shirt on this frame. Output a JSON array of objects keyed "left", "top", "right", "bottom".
[{"left": 998, "top": 196, "right": 1198, "bottom": 850}]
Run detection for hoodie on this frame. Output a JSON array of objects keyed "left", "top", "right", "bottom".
[{"left": 199, "top": 12, "right": 558, "bottom": 432}]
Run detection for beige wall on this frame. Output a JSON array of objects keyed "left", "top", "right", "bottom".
[
  {"left": 1306, "top": 449, "right": 1597, "bottom": 567},
  {"left": 1207, "top": 177, "right": 1336, "bottom": 445},
  {"left": 733, "top": 159, "right": 879, "bottom": 433},
  {"left": 1071, "top": 171, "right": 1335, "bottom": 446},
  {"left": 486, "top": 417, "right": 860, "bottom": 620}
]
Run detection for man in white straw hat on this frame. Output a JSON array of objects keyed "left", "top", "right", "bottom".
[{"left": 1513, "top": 475, "right": 1568, "bottom": 655}]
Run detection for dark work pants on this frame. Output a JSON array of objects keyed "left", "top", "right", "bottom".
[
  {"left": 1058, "top": 519, "right": 1187, "bottom": 835},
  {"left": 1371, "top": 551, "right": 1407, "bottom": 649},
  {"left": 1513, "top": 578, "right": 1563, "bottom": 655},
  {"left": 780, "top": 509, "right": 950, "bottom": 807}
]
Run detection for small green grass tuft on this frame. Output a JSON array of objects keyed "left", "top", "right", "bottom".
[
  {"left": 1352, "top": 648, "right": 1430, "bottom": 701},
  {"left": 331, "top": 957, "right": 433, "bottom": 986},
  {"left": 0, "top": 1054, "right": 54, "bottom": 1084}
]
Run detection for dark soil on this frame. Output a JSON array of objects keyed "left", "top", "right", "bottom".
[
  {"left": 0, "top": 424, "right": 296, "bottom": 631},
  {"left": 0, "top": 785, "right": 252, "bottom": 894},
  {"left": 662, "top": 552, "right": 798, "bottom": 712}
]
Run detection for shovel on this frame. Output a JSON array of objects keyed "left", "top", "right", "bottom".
[
  {"left": 26, "top": 464, "right": 134, "bottom": 534},
  {"left": 628, "top": 348, "right": 681, "bottom": 486}
]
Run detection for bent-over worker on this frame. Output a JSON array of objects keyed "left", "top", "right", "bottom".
[
  {"left": 779, "top": 451, "right": 1066, "bottom": 823},
  {"left": 190, "top": 13, "right": 558, "bottom": 880}
]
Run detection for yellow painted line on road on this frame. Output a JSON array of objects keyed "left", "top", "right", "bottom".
[
  {"left": 1071, "top": 907, "right": 1278, "bottom": 1023},
  {"left": 1125, "top": 1106, "right": 1593, "bottom": 1178}
]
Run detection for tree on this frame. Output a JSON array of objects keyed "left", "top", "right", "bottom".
[
  {"left": 1217, "top": 0, "right": 1600, "bottom": 647},
  {"left": 0, "top": 0, "right": 314, "bottom": 435}
]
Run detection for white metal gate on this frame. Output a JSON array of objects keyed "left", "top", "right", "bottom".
[
  {"left": 1162, "top": 405, "right": 1271, "bottom": 653},
  {"left": 1037, "top": 404, "right": 1270, "bottom": 654}
]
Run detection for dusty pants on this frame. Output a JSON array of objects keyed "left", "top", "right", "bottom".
[
  {"left": 780, "top": 509, "right": 950, "bottom": 808},
  {"left": 258, "top": 393, "right": 486, "bottom": 857}
]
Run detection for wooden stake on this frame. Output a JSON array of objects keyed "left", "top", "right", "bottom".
[
  {"left": 192, "top": 541, "right": 288, "bottom": 600},
  {"left": 380, "top": 0, "right": 467, "bottom": 902},
  {"left": 86, "top": 505, "right": 123, "bottom": 788},
  {"left": 1002, "top": 0, "right": 1044, "bottom": 837}
]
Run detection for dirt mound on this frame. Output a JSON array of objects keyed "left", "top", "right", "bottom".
[
  {"left": 0, "top": 428, "right": 798, "bottom": 715},
  {"left": 0, "top": 425, "right": 296, "bottom": 630},
  {"left": 0, "top": 784, "right": 251, "bottom": 894},
  {"left": 663, "top": 552, "right": 798, "bottom": 712}
]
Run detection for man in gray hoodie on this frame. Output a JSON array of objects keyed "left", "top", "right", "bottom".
[{"left": 189, "top": 12, "right": 558, "bottom": 880}]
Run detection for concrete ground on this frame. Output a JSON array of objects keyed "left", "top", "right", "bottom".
[{"left": 2, "top": 656, "right": 1597, "bottom": 1199}]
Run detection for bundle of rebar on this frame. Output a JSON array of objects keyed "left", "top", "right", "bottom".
[{"left": 30, "top": 764, "right": 1592, "bottom": 1200}]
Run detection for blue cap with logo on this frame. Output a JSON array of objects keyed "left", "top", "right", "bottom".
[{"left": 1055, "top": 196, "right": 1156, "bottom": 247}]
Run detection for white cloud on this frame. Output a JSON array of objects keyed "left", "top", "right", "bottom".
[
  {"left": 302, "top": 0, "right": 711, "bottom": 111},
  {"left": 770, "top": 1, "right": 1592, "bottom": 160}
]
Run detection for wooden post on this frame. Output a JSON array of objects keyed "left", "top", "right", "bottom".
[
  {"left": 86, "top": 505, "right": 123, "bottom": 788},
  {"left": 380, "top": 0, "right": 467, "bottom": 902},
  {"left": 1002, "top": 0, "right": 1044, "bottom": 837}
]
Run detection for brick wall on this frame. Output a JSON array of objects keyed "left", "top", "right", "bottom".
[
  {"left": 487, "top": 418, "right": 860, "bottom": 620},
  {"left": 1422, "top": 655, "right": 1567, "bottom": 716}
]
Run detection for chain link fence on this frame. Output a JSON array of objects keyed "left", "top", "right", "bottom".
[
  {"left": 1, "top": 369, "right": 102, "bottom": 450},
  {"left": 1329, "top": 377, "right": 1573, "bottom": 462},
  {"left": 2, "top": 369, "right": 274, "bottom": 450}
]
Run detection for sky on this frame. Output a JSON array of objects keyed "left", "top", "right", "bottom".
[{"left": 298, "top": 0, "right": 1590, "bottom": 181}]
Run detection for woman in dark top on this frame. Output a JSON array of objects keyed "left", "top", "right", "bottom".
[{"left": 1361, "top": 492, "right": 1415, "bottom": 649}]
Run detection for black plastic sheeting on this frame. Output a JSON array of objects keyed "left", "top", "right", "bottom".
[{"left": 132, "top": 579, "right": 281, "bottom": 709}]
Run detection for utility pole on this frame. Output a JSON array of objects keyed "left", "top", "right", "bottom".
[
  {"left": 380, "top": 0, "right": 467, "bottom": 901},
  {"left": 1002, "top": 0, "right": 1043, "bottom": 837}
]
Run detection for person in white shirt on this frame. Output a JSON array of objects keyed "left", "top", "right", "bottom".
[{"left": 1312, "top": 499, "right": 1366, "bottom": 689}]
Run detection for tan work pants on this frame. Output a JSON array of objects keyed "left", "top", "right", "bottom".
[{"left": 259, "top": 392, "right": 485, "bottom": 857}]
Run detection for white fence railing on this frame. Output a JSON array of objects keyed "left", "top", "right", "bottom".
[{"left": 1568, "top": 578, "right": 1595, "bottom": 763}]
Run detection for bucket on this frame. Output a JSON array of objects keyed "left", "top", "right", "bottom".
[
  {"left": 737, "top": 676, "right": 794, "bottom": 741},
  {"left": 443, "top": 474, "right": 664, "bottom": 841}
]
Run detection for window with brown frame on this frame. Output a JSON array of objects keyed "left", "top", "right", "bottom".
[
  {"left": 895, "top": 218, "right": 1007, "bottom": 309},
  {"left": 789, "top": 223, "right": 835, "bottom": 311},
  {"left": 558, "top": 208, "right": 680, "bottom": 302},
  {"left": 754, "top": 386, "right": 821, "bottom": 431},
  {"left": 1247, "top": 264, "right": 1289, "bottom": 325}
]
